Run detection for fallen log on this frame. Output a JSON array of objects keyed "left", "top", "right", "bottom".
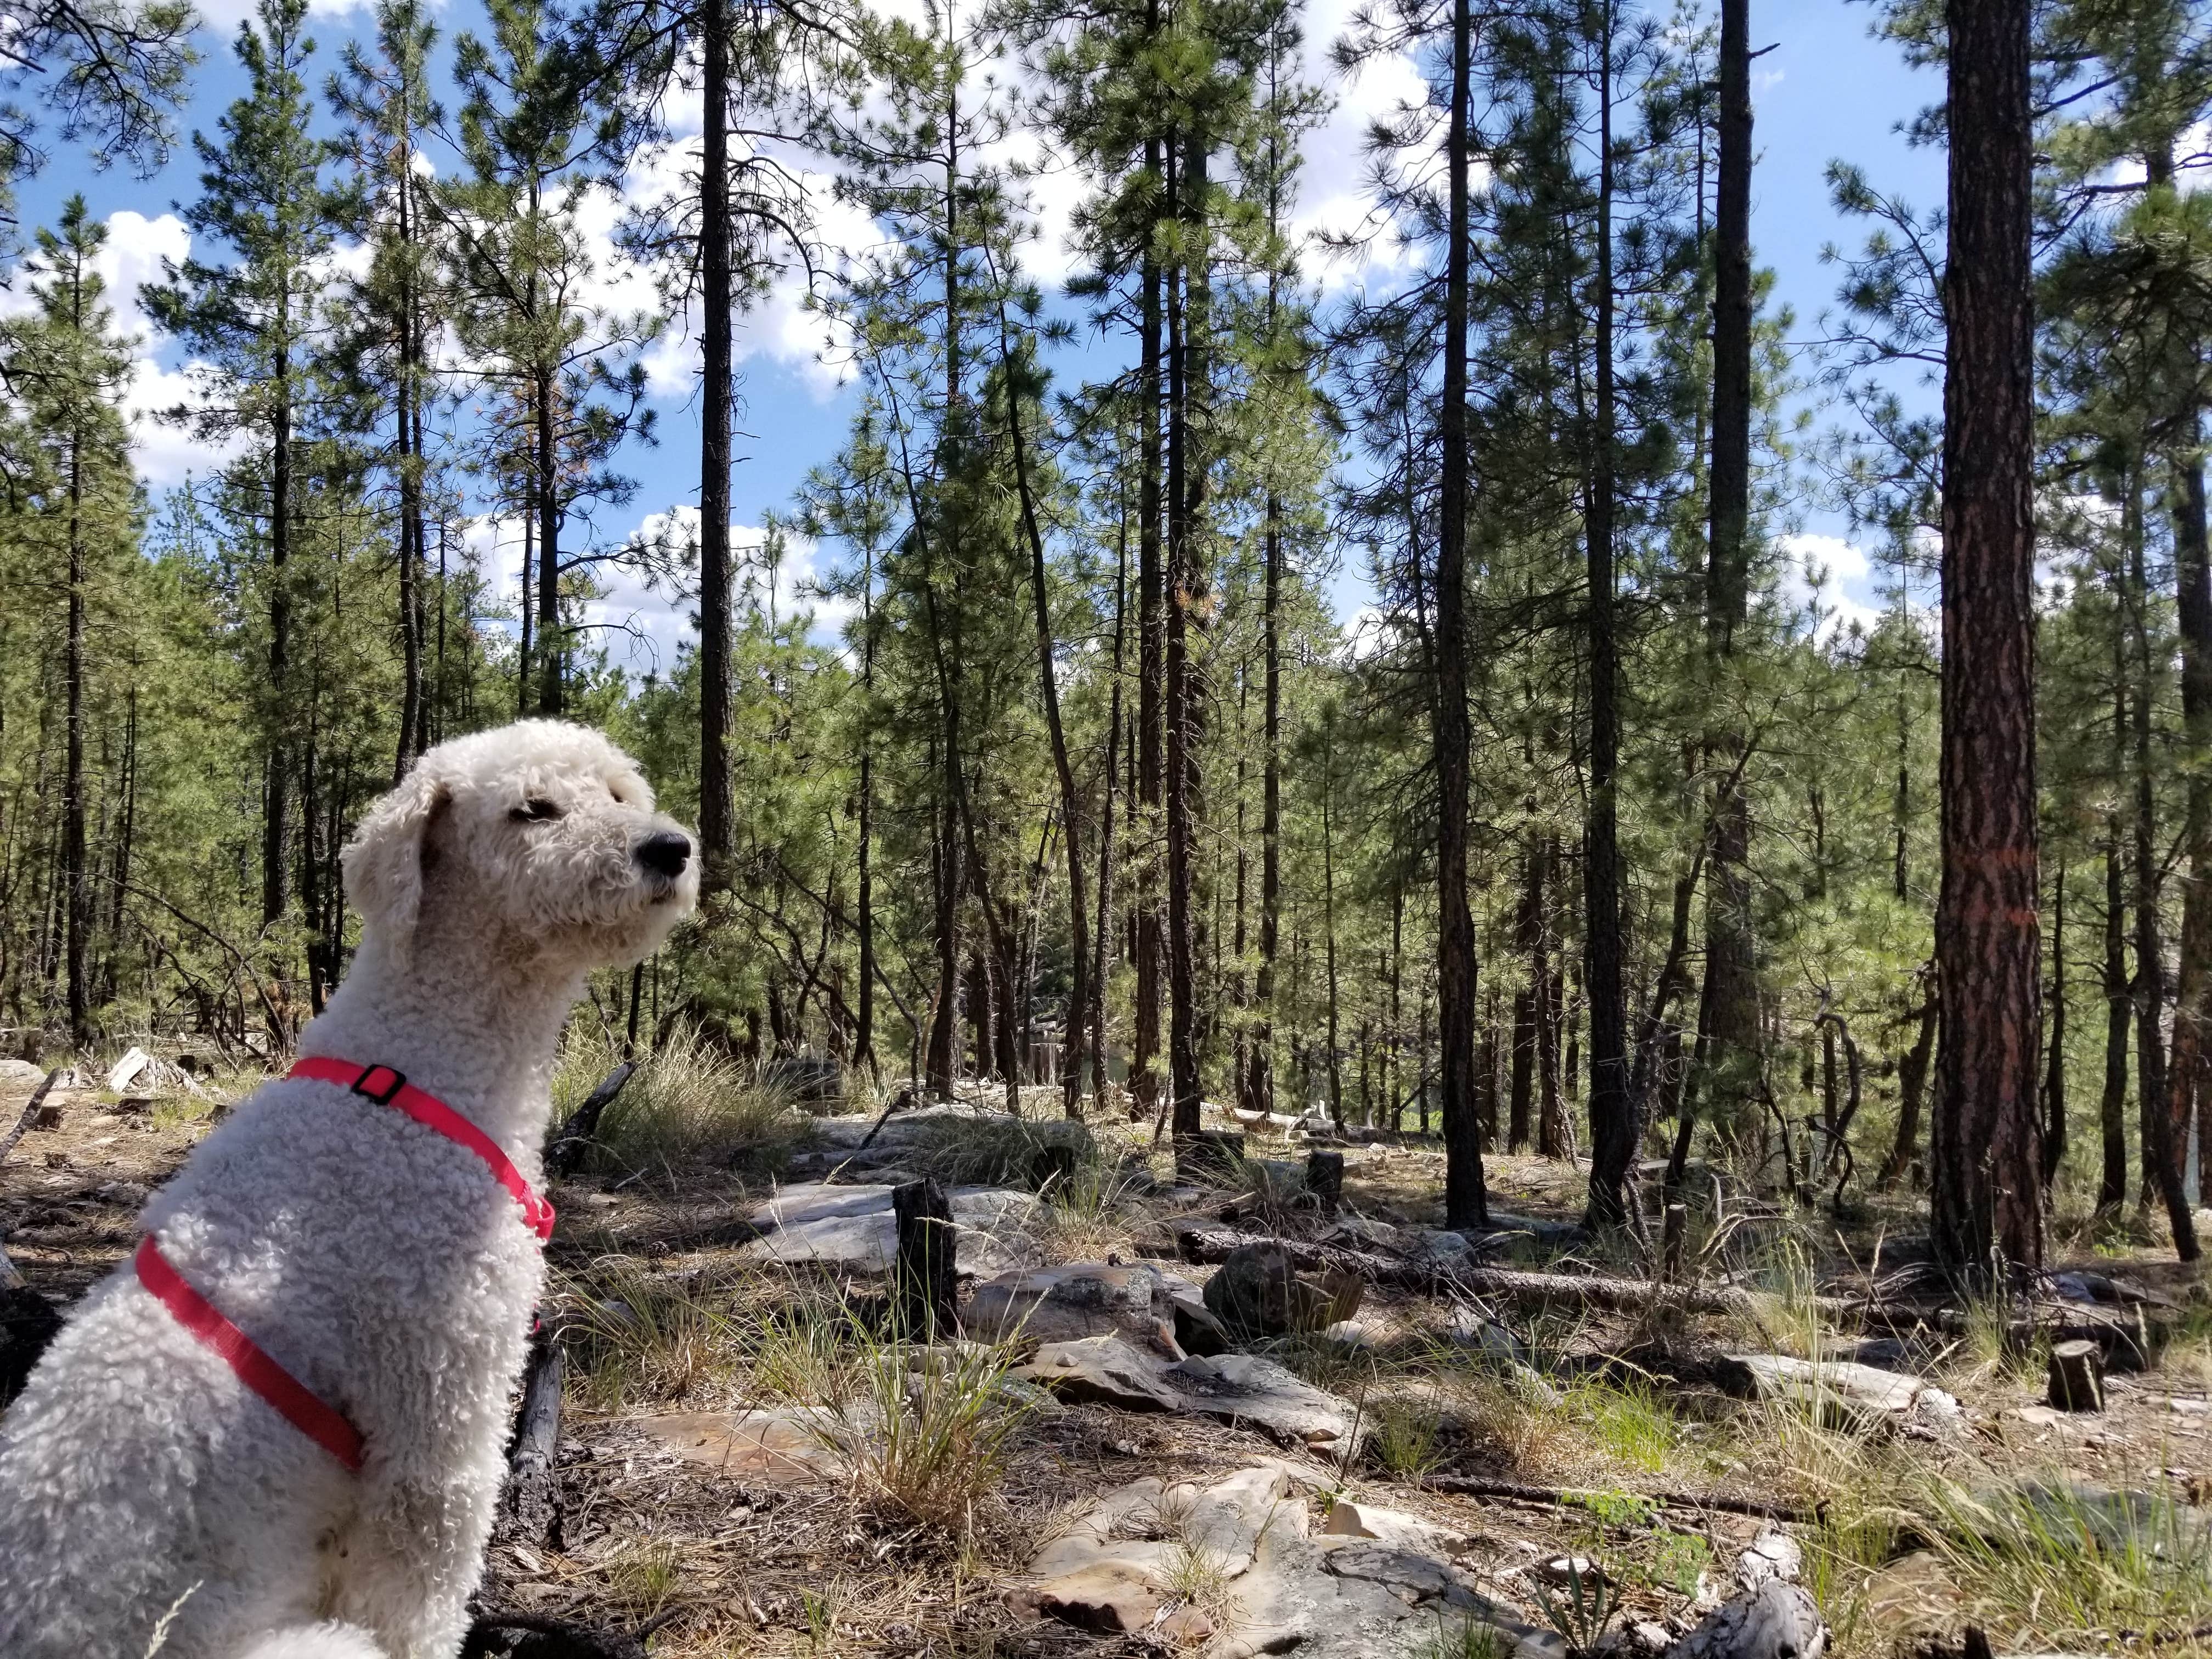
[
  {"left": 543, "top": 1064, "right": 636, "bottom": 1180},
  {"left": 1422, "top": 1475, "right": 1822, "bottom": 1527},
  {"left": 0, "top": 1070, "right": 63, "bottom": 1167},
  {"left": 461, "top": 1611, "right": 657, "bottom": 1659},
  {"left": 499, "top": 1328, "right": 565, "bottom": 1545},
  {"left": 1176, "top": 1223, "right": 2158, "bottom": 1357},
  {"left": 1175, "top": 1223, "right": 1848, "bottom": 1318}
]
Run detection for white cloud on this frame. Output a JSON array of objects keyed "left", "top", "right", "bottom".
[
  {"left": 574, "top": 505, "right": 858, "bottom": 678},
  {"left": 1779, "top": 530, "right": 1884, "bottom": 642},
  {"left": 0, "top": 207, "right": 243, "bottom": 487}
]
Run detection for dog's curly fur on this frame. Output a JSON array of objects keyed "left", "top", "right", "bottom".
[{"left": 0, "top": 721, "right": 699, "bottom": 1659}]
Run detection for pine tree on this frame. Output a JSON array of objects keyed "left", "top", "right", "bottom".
[
  {"left": 6, "top": 196, "right": 137, "bottom": 1044},
  {"left": 148, "top": 0, "right": 337, "bottom": 933}
]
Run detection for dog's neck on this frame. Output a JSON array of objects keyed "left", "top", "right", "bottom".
[{"left": 296, "top": 921, "right": 587, "bottom": 1156}]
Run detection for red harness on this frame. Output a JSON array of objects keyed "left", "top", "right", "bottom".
[{"left": 136, "top": 1058, "right": 555, "bottom": 1471}]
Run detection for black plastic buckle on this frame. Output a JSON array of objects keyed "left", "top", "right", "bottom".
[{"left": 352, "top": 1064, "right": 407, "bottom": 1105}]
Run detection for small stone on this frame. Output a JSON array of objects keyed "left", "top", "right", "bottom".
[{"left": 1536, "top": 1555, "right": 1607, "bottom": 1587}]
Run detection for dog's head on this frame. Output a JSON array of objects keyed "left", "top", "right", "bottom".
[{"left": 343, "top": 720, "right": 700, "bottom": 967}]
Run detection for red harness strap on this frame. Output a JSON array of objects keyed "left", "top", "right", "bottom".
[
  {"left": 135, "top": 1235, "right": 367, "bottom": 1472},
  {"left": 287, "top": 1056, "right": 556, "bottom": 1242},
  {"left": 136, "top": 1059, "right": 555, "bottom": 1472}
]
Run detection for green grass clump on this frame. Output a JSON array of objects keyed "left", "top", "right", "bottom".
[
  {"left": 898, "top": 1112, "right": 1097, "bottom": 1189},
  {"left": 1919, "top": 1472, "right": 2212, "bottom": 1649},
  {"left": 747, "top": 1298, "right": 1035, "bottom": 1536},
  {"left": 556, "top": 1255, "right": 747, "bottom": 1409},
  {"left": 1562, "top": 1377, "right": 1678, "bottom": 1475}
]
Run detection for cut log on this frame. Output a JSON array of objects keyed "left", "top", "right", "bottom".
[
  {"left": 2046, "top": 1338, "right": 2103, "bottom": 1412},
  {"left": 1662, "top": 1203, "right": 1688, "bottom": 1282},
  {"left": 500, "top": 1328, "right": 565, "bottom": 1544},
  {"left": 893, "top": 1177, "right": 957, "bottom": 1339},
  {"left": 542, "top": 1063, "right": 636, "bottom": 1180},
  {"left": 1304, "top": 1149, "right": 1345, "bottom": 1214}
]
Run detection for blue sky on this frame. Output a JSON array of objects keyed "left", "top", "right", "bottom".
[{"left": 6, "top": 0, "right": 1948, "bottom": 671}]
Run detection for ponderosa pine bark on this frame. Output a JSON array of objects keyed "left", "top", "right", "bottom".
[
  {"left": 1164, "top": 128, "right": 1207, "bottom": 1139},
  {"left": 1932, "top": 0, "right": 2044, "bottom": 1277},
  {"left": 695, "top": 0, "right": 735, "bottom": 890},
  {"left": 2101, "top": 794, "right": 2131, "bottom": 1211},
  {"left": 1702, "top": 0, "right": 1758, "bottom": 1122},
  {"left": 2168, "top": 448, "right": 2212, "bottom": 1259},
  {"left": 2128, "top": 467, "right": 2195, "bottom": 1251},
  {"left": 1132, "top": 110, "right": 1166, "bottom": 1122},
  {"left": 1435, "top": 0, "right": 1487, "bottom": 1227},
  {"left": 1582, "top": 10, "right": 1633, "bottom": 1229}
]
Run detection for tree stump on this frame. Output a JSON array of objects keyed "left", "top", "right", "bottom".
[
  {"left": 1175, "top": 1130, "right": 1247, "bottom": 1186},
  {"left": 893, "top": 1177, "right": 958, "bottom": 1339},
  {"left": 500, "top": 1327, "right": 565, "bottom": 1544},
  {"left": 1304, "top": 1150, "right": 1345, "bottom": 1214},
  {"left": 2047, "top": 1338, "right": 2103, "bottom": 1412},
  {"left": 1661, "top": 1203, "right": 1688, "bottom": 1282}
]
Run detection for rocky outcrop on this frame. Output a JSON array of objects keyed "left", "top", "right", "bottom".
[{"left": 1015, "top": 1465, "right": 1563, "bottom": 1658}]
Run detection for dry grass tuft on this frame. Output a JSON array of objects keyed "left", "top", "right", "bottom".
[{"left": 555, "top": 1020, "right": 802, "bottom": 1176}]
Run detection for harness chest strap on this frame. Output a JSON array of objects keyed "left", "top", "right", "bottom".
[
  {"left": 287, "top": 1055, "right": 556, "bottom": 1242},
  {"left": 137, "top": 1058, "right": 555, "bottom": 1471}
]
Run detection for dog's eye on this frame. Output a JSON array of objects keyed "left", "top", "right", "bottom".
[{"left": 511, "top": 798, "right": 563, "bottom": 823}]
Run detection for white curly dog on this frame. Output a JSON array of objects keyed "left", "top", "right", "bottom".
[{"left": 0, "top": 721, "right": 699, "bottom": 1659}]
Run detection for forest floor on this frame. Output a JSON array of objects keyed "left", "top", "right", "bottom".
[{"left": 4, "top": 1055, "right": 2212, "bottom": 1658}]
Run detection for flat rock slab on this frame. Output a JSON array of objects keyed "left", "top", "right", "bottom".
[
  {"left": 1011, "top": 1334, "right": 1188, "bottom": 1412},
  {"left": 1718, "top": 1353, "right": 1961, "bottom": 1435},
  {"left": 1009, "top": 1336, "right": 1368, "bottom": 1448},
  {"left": 1019, "top": 1465, "right": 1562, "bottom": 1659},
  {"left": 738, "top": 1182, "right": 1042, "bottom": 1275},
  {"left": 635, "top": 1408, "right": 851, "bottom": 1486},
  {"left": 967, "top": 1262, "right": 1172, "bottom": 1345},
  {"left": 1168, "top": 1353, "right": 1365, "bottom": 1448}
]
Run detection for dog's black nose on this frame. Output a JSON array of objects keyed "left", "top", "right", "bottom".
[{"left": 636, "top": 831, "right": 692, "bottom": 878}]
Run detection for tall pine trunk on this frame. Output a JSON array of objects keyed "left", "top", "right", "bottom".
[
  {"left": 1005, "top": 321, "right": 1088, "bottom": 1118},
  {"left": 2130, "top": 466, "right": 2196, "bottom": 1250},
  {"left": 1583, "top": 13, "right": 1633, "bottom": 1227},
  {"left": 1933, "top": 0, "right": 2044, "bottom": 1276},
  {"left": 1164, "top": 131, "right": 1206, "bottom": 1139},
  {"left": 1703, "top": 0, "right": 1758, "bottom": 1120},
  {"left": 61, "top": 359, "right": 88, "bottom": 1046},
  {"left": 265, "top": 351, "right": 292, "bottom": 932},
  {"left": 535, "top": 359, "right": 561, "bottom": 715},
  {"left": 1435, "top": 0, "right": 1487, "bottom": 1226},
  {"left": 2169, "top": 447, "right": 2212, "bottom": 1247},
  {"left": 2101, "top": 790, "right": 2132, "bottom": 1211},
  {"left": 696, "top": 0, "right": 735, "bottom": 889},
  {"left": 1133, "top": 115, "right": 1165, "bottom": 1122}
]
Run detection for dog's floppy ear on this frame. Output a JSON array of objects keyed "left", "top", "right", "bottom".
[{"left": 342, "top": 763, "right": 449, "bottom": 941}]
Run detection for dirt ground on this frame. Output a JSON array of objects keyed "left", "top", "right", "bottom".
[{"left": 5, "top": 1063, "right": 2211, "bottom": 1658}]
